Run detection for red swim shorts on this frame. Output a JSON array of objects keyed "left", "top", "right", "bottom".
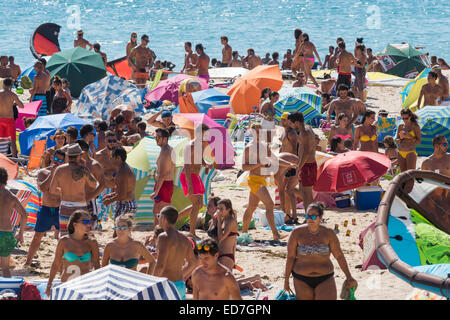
[
  {"left": 0, "top": 118, "right": 16, "bottom": 141},
  {"left": 154, "top": 180, "right": 174, "bottom": 203},
  {"left": 180, "top": 172, "right": 205, "bottom": 196},
  {"left": 299, "top": 162, "right": 317, "bottom": 187}
]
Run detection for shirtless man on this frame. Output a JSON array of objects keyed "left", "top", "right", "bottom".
[
  {"left": 194, "top": 44, "right": 210, "bottom": 84},
  {"left": 150, "top": 128, "right": 175, "bottom": 226},
  {"left": 8, "top": 57, "right": 21, "bottom": 84},
  {"left": 241, "top": 124, "right": 297, "bottom": 241},
  {"left": 73, "top": 30, "right": 93, "bottom": 50},
  {"left": 231, "top": 51, "right": 243, "bottom": 67},
  {"left": 96, "top": 131, "right": 121, "bottom": 191},
  {"left": 180, "top": 42, "right": 198, "bottom": 75},
  {"left": 417, "top": 71, "right": 443, "bottom": 108},
  {"left": 421, "top": 135, "right": 450, "bottom": 176},
  {"left": 79, "top": 124, "right": 96, "bottom": 156},
  {"left": 25, "top": 149, "right": 65, "bottom": 267},
  {"left": 221, "top": 36, "right": 232, "bottom": 67},
  {"left": 50, "top": 144, "right": 98, "bottom": 238},
  {"left": 178, "top": 124, "right": 212, "bottom": 238},
  {"left": 154, "top": 206, "right": 198, "bottom": 300},
  {"left": 147, "top": 110, "right": 176, "bottom": 134},
  {"left": 288, "top": 112, "right": 317, "bottom": 213},
  {"left": 93, "top": 43, "right": 107, "bottom": 66},
  {"left": 243, "top": 49, "right": 262, "bottom": 70},
  {"left": 293, "top": 72, "right": 306, "bottom": 88},
  {"left": 326, "top": 84, "right": 358, "bottom": 130},
  {"left": 323, "top": 46, "right": 337, "bottom": 70},
  {"left": 128, "top": 34, "right": 154, "bottom": 88},
  {"left": 282, "top": 49, "right": 293, "bottom": 70},
  {"left": 275, "top": 113, "right": 300, "bottom": 223},
  {"left": 102, "top": 147, "right": 137, "bottom": 229},
  {"left": 0, "top": 78, "right": 24, "bottom": 157},
  {"left": 268, "top": 52, "right": 280, "bottom": 67},
  {"left": 366, "top": 48, "right": 377, "bottom": 65},
  {"left": 30, "top": 61, "right": 51, "bottom": 116},
  {"left": 77, "top": 140, "right": 105, "bottom": 229},
  {"left": 335, "top": 42, "right": 357, "bottom": 90},
  {"left": 192, "top": 238, "right": 242, "bottom": 300},
  {"left": 0, "top": 56, "right": 11, "bottom": 78},
  {"left": 320, "top": 74, "right": 336, "bottom": 94},
  {"left": 431, "top": 65, "right": 450, "bottom": 105},
  {"left": 0, "top": 167, "right": 27, "bottom": 277}
]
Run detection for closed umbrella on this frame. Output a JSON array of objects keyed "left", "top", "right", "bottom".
[
  {"left": 274, "top": 87, "right": 322, "bottom": 123},
  {"left": 228, "top": 65, "right": 283, "bottom": 114},
  {"left": 314, "top": 151, "right": 391, "bottom": 192},
  {"left": 51, "top": 264, "right": 181, "bottom": 300},
  {"left": 46, "top": 47, "right": 107, "bottom": 98}
]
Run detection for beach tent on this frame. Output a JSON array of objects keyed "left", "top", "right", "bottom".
[
  {"left": 126, "top": 136, "right": 216, "bottom": 227},
  {"left": 376, "top": 43, "right": 430, "bottom": 79},
  {"left": 74, "top": 75, "right": 145, "bottom": 120},
  {"left": 273, "top": 87, "right": 322, "bottom": 123},
  {"left": 18, "top": 113, "right": 89, "bottom": 156},
  {"left": 46, "top": 47, "right": 107, "bottom": 98},
  {"left": 400, "top": 68, "right": 431, "bottom": 110},
  {"left": 51, "top": 264, "right": 180, "bottom": 300},
  {"left": 30, "top": 23, "right": 61, "bottom": 59},
  {"left": 376, "top": 171, "right": 450, "bottom": 298},
  {"left": 191, "top": 88, "right": 231, "bottom": 115},
  {"left": 395, "top": 105, "right": 450, "bottom": 157}
]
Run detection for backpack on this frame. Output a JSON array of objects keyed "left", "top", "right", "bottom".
[{"left": 20, "top": 282, "right": 42, "bottom": 300}]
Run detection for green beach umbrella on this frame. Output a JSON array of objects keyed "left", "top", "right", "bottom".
[
  {"left": 376, "top": 43, "right": 430, "bottom": 79},
  {"left": 46, "top": 47, "right": 107, "bottom": 98}
]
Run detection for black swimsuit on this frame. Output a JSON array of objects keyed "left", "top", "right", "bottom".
[{"left": 291, "top": 271, "right": 335, "bottom": 289}]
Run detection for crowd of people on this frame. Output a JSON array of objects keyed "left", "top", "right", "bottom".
[{"left": 0, "top": 27, "right": 448, "bottom": 301}]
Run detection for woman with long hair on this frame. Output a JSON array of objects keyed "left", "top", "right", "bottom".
[
  {"left": 297, "top": 33, "right": 322, "bottom": 87},
  {"left": 284, "top": 203, "right": 357, "bottom": 300},
  {"left": 260, "top": 87, "right": 271, "bottom": 108},
  {"left": 46, "top": 210, "right": 100, "bottom": 297},
  {"left": 50, "top": 76, "right": 72, "bottom": 114},
  {"left": 328, "top": 113, "right": 353, "bottom": 147},
  {"left": 354, "top": 110, "right": 378, "bottom": 152},
  {"left": 396, "top": 109, "right": 421, "bottom": 172},
  {"left": 291, "top": 28, "right": 304, "bottom": 76},
  {"left": 216, "top": 199, "right": 239, "bottom": 272}
]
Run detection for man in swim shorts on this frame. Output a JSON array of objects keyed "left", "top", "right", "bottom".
[
  {"left": 0, "top": 167, "right": 27, "bottom": 277},
  {"left": 128, "top": 34, "right": 154, "bottom": 89},
  {"left": 335, "top": 41, "right": 356, "bottom": 90},
  {"left": 50, "top": 144, "right": 98, "bottom": 238},
  {"left": 0, "top": 78, "right": 24, "bottom": 157},
  {"left": 194, "top": 44, "right": 210, "bottom": 84},
  {"left": 180, "top": 42, "right": 198, "bottom": 76},
  {"left": 220, "top": 36, "right": 232, "bottom": 67},
  {"left": 191, "top": 238, "right": 242, "bottom": 300},
  {"left": 25, "top": 149, "right": 66, "bottom": 267},
  {"left": 288, "top": 112, "right": 317, "bottom": 213},
  {"left": 151, "top": 128, "right": 176, "bottom": 226},
  {"left": 30, "top": 61, "right": 50, "bottom": 116},
  {"left": 154, "top": 206, "right": 198, "bottom": 300}
]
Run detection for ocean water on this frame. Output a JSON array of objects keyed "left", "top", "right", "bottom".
[{"left": 0, "top": 0, "right": 449, "bottom": 71}]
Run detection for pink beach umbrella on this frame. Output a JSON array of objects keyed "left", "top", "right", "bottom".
[
  {"left": 16, "top": 100, "right": 43, "bottom": 132},
  {"left": 144, "top": 74, "right": 208, "bottom": 106}
]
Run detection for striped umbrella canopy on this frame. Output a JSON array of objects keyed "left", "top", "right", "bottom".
[
  {"left": 273, "top": 87, "right": 322, "bottom": 123},
  {"left": 51, "top": 264, "right": 180, "bottom": 300},
  {"left": 401, "top": 105, "right": 450, "bottom": 156}
]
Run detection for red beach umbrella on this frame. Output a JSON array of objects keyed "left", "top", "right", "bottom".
[{"left": 314, "top": 151, "right": 391, "bottom": 193}]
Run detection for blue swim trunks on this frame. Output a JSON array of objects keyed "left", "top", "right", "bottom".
[
  {"left": 34, "top": 206, "right": 60, "bottom": 233},
  {"left": 173, "top": 280, "right": 186, "bottom": 300}
]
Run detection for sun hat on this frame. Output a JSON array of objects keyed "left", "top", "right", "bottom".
[
  {"left": 50, "top": 129, "right": 66, "bottom": 141},
  {"left": 66, "top": 144, "right": 83, "bottom": 156}
]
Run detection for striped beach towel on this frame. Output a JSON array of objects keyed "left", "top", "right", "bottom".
[{"left": 33, "top": 94, "right": 48, "bottom": 116}]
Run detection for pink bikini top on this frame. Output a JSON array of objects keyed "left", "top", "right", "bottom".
[{"left": 335, "top": 134, "right": 352, "bottom": 140}]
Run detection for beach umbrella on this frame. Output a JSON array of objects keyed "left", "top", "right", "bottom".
[
  {"left": 46, "top": 47, "right": 107, "bottom": 98},
  {"left": 376, "top": 43, "right": 430, "bottom": 79},
  {"left": 273, "top": 87, "right": 322, "bottom": 123},
  {"left": 191, "top": 88, "right": 231, "bottom": 114},
  {"left": 400, "top": 68, "right": 431, "bottom": 111},
  {"left": 7, "top": 179, "right": 41, "bottom": 228},
  {"left": 172, "top": 113, "right": 235, "bottom": 168},
  {"left": 0, "top": 154, "right": 19, "bottom": 180},
  {"left": 18, "top": 113, "right": 89, "bottom": 156},
  {"left": 51, "top": 264, "right": 180, "bottom": 300},
  {"left": 227, "top": 65, "right": 283, "bottom": 114},
  {"left": 16, "top": 100, "right": 42, "bottom": 132},
  {"left": 406, "top": 105, "right": 450, "bottom": 156},
  {"left": 74, "top": 75, "right": 144, "bottom": 120},
  {"left": 314, "top": 151, "right": 391, "bottom": 193},
  {"left": 144, "top": 74, "right": 208, "bottom": 106}
]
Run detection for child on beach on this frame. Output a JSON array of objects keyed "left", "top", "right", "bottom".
[{"left": 383, "top": 135, "right": 399, "bottom": 175}]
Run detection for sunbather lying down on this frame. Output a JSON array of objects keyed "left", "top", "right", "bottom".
[{"left": 236, "top": 274, "right": 268, "bottom": 291}]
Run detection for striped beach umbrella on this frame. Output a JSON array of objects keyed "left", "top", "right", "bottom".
[
  {"left": 51, "top": 264, "right": 180, "bottom": 300},
  {"left": 274, "top": 87, "right": 322, "bottom": 123},
  {"left": 407, "top": 105, "right": 450, "bottom": 156}
]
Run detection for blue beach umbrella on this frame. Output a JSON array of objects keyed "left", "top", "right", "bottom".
[
  {"left": 191, "top": 88, "right": 230, "bottom": 114},
  {"left": 273, "top": 87, "right": 322, "bottom": 123},
  {"left": 51, "top": 264, "right": 181, "bottom": 300},
  {"left": 18, "top": 113, "right": 90, "bottom": 156},
  {"left": 397, "top": 105, "right": 450, "bottom": 157}
]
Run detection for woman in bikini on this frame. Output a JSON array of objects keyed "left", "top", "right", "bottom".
[
  {"left": 284, "top": 203, "right": 357, "bottom": 300},
  {"left": 50, "top": 76, "right": 72, "bottom": 114},
  {"left": 328, "top": 113, "right": 353, "bottom": 148},
  {"left": 102, "top": 214, "right": 156, "bottom": 273},
  {"left": 297, "top": 33, "right": 322, "bottom": 88},
  {"left": 396, "top": 109, "right": 421, "bottom": 172},
  {"left": 216, "top": 199, "right": 239, "bottom": 272},
  {"left": 354, "top": 110, "right": 378, "bottom": 152},
  {"left": 291, "top": 29, "right": 304, "bottom": 76},
  {"left": 46, "top": 210, "right": 100, "bottom": 297}
]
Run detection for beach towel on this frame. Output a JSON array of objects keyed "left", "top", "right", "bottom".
[{"left": 32, "top": 94, "right": 48, "bottom": 117}]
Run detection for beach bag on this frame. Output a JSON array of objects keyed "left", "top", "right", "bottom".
[
  {"left": 20, "top": 282, "right": 42, "bottom": 300},
  {"left": 275, "top": 289, "right": 296, "bottom": 300}
]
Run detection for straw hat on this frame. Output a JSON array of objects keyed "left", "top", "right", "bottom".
[
  {"left": 50, "top": 129, "right": 66, "bottom": 141},
  {"left": 66, "top": 144, "right": 83, "bottom": 156}
]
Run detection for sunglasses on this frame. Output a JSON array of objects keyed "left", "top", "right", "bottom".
[
  {"left": 107, "top": 139, "right": 117, "bottom": 143},
  {"left": 305, "top": 214, "right": 319, "bottom": 221},
  {"left": 440, "top": 142, "right": 448, "bottom": 147},
  {"left": 113, "top": 225, "right": 129, "bottom": 230},
  {"left": 401, "top": 117, "right": 410, "bottom": 121},
  {"left": 197, "top": 244, "right": 210, "bottom": 252},
  {"left": 79, "top": 219, "right": 92, "bottom": 225},
  {"left": 53, "top": 156, "right": 64, "bottom": 164}
]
